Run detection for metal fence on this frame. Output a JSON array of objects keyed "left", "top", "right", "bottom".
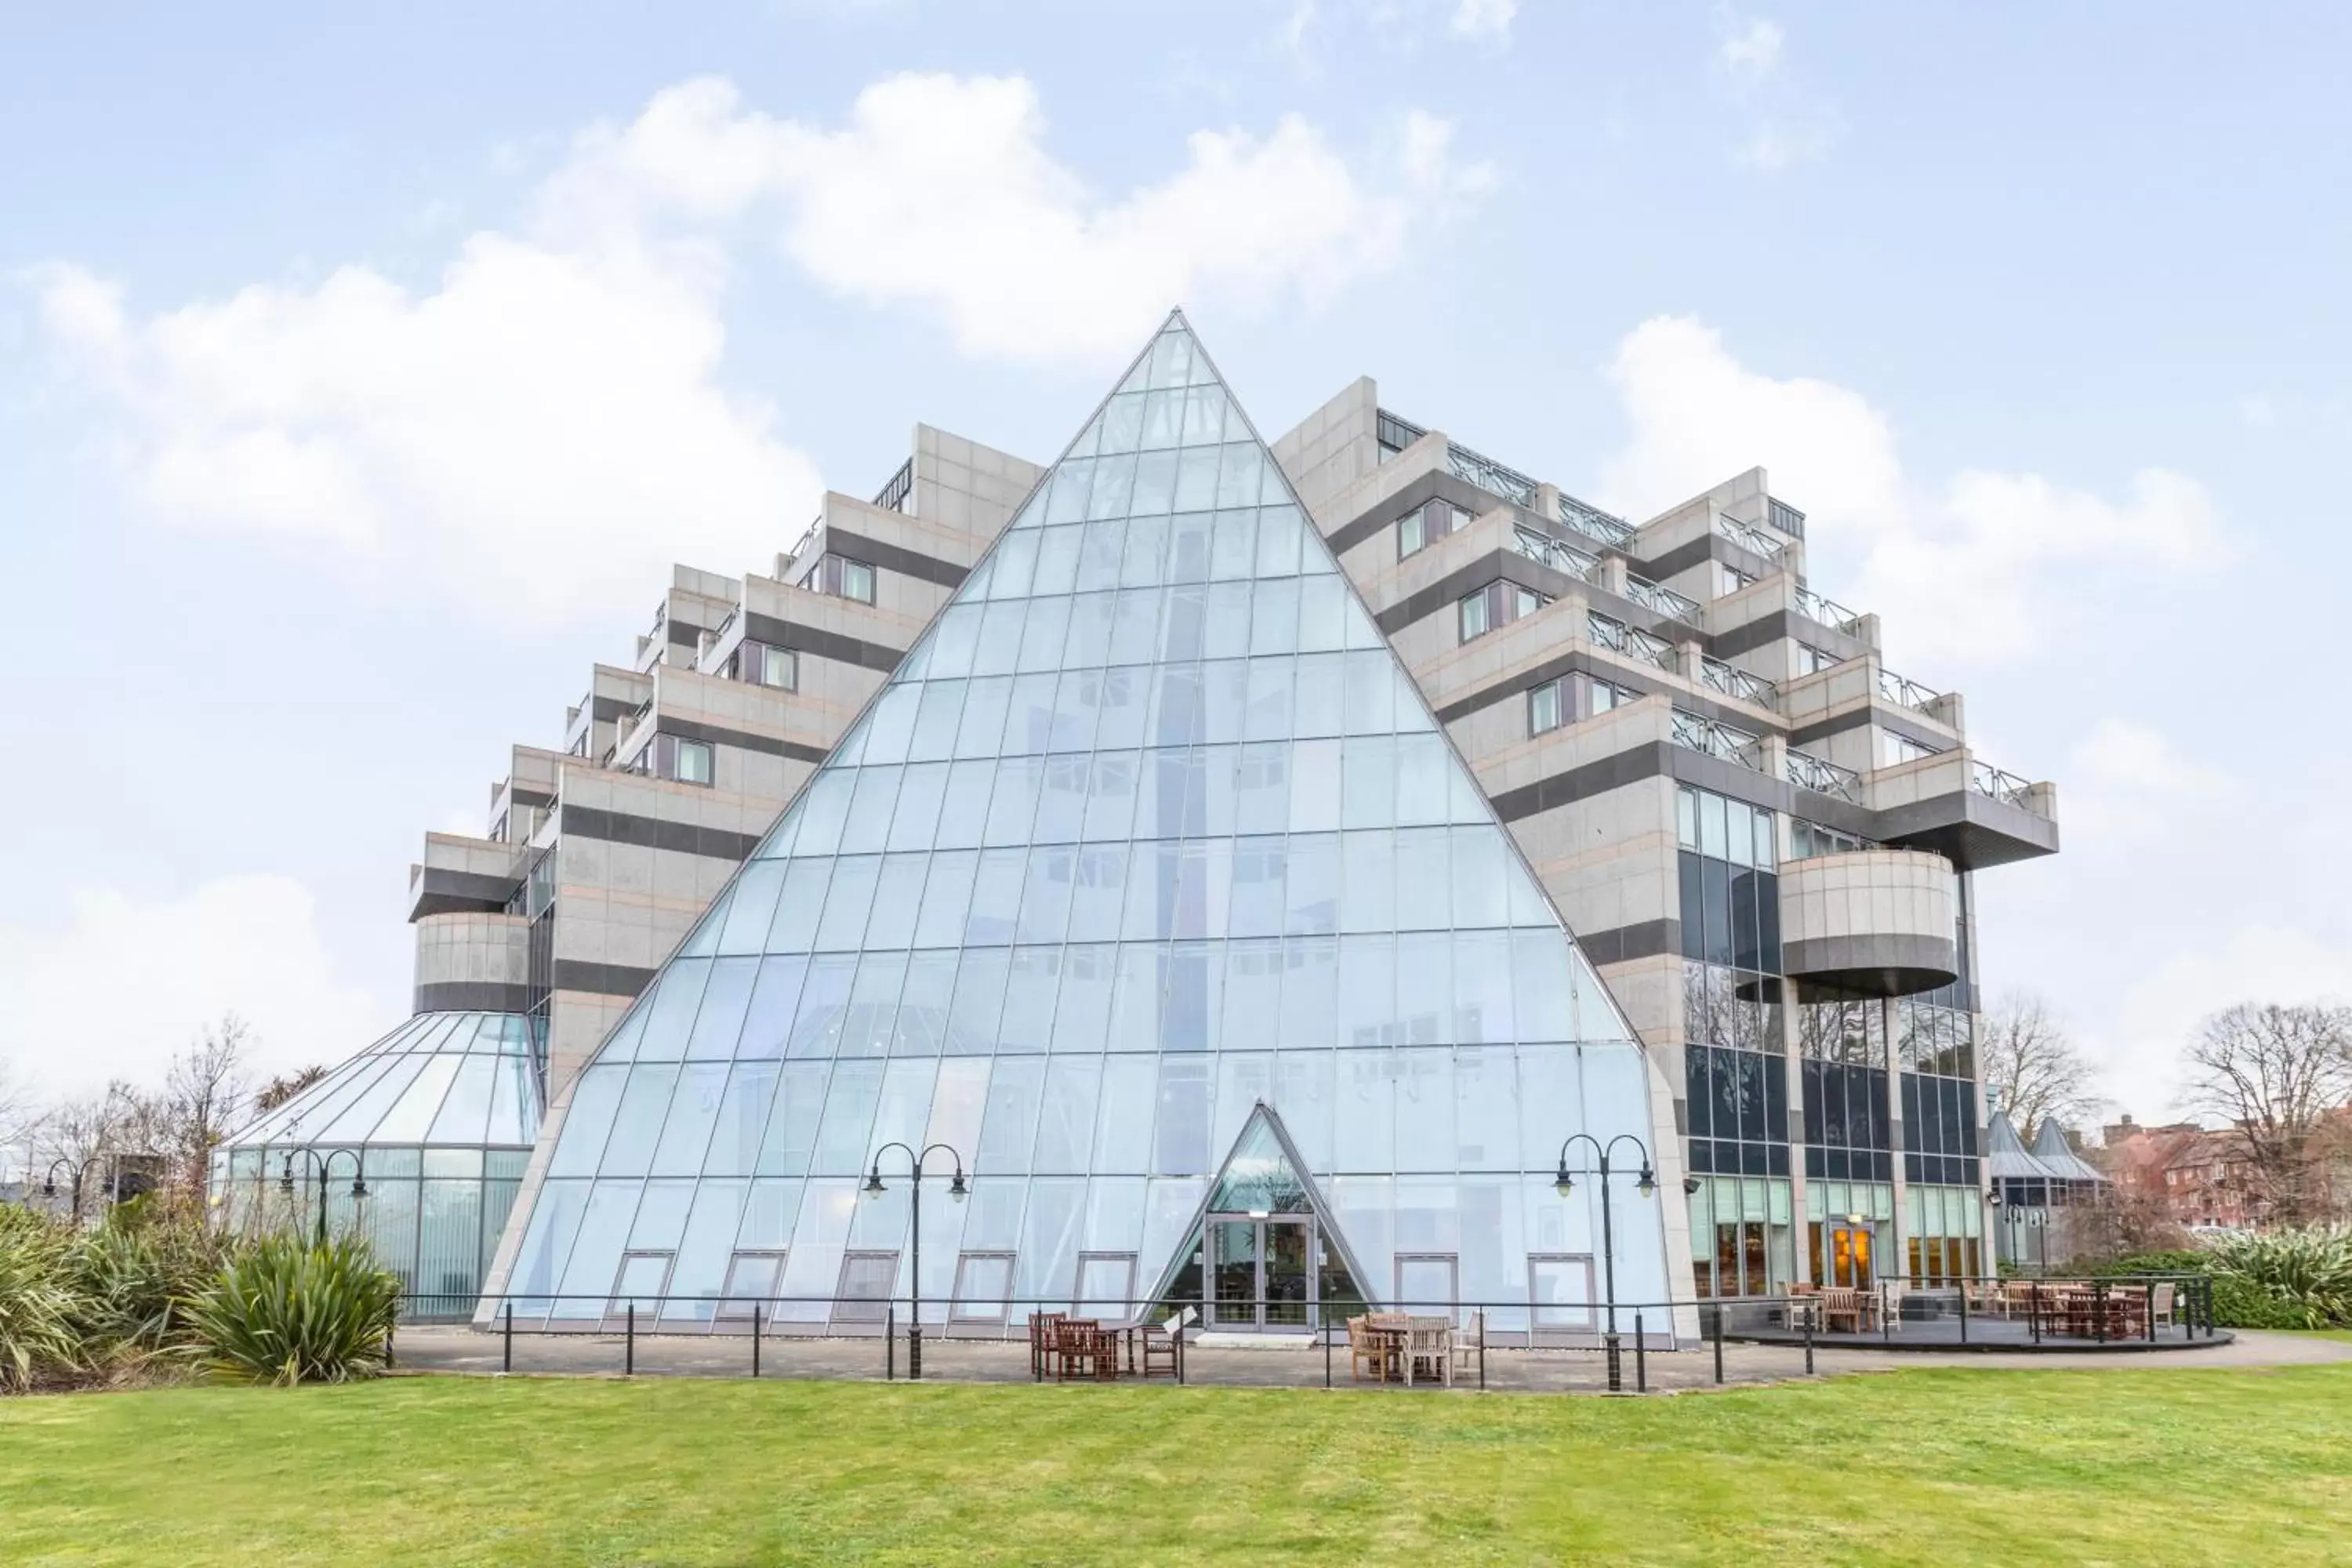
[
  {"left": 387, "top": 1274, "right": 2225, "bottom": 1394},
  {"left": 405, "top": 1290, "right": 1706, "bottom": 1395}
]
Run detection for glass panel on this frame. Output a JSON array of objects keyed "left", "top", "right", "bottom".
[{"left": 496, "top": 316, "right": 1675, "bottom": 1332}]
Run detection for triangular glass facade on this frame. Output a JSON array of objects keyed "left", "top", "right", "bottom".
[{"left": 489, "top": 313, "right": 1675, "bottom": 1332}]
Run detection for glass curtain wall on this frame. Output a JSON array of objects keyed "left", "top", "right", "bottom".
[
  {"left": 488, "top": 315, "right": 1675, "bottom": 1336},
  {"left": 212, "top": 1012, "right": 543, "bottom": 1318},
  {"left": 1677, "top": 785, "right": 1792, "bottom": 1297}
]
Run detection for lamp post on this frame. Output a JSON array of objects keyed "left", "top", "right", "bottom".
[
  {"left": 862, "top": 1141, "right": 967, "bottom": 1380},
  {"left": 39, "top": 1158, "right": 84, "bottom": 1220},
  {"left": 1987, "top": 1187, "right": 2047, "bottom": 1276},
  {"left": 1553, "top": 1133, "right": 1658, "bottom": 1381},
  {"left": 280, "top": 1149, "right": 368, "bottom": 1247}
]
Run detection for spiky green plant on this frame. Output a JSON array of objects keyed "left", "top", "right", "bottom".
[
  {"left": 2209, "top": 1225, "right": 2352, "bottom": 1329},
  {"left": 70, "top": 1200, "right": 236, "bottom": 1359},
  {"left": 181, "top": 1232, "right": 402, "bottom": 1386},
  {"left": 0, "top": 1207, "right": 81, "bottom": 1392}
]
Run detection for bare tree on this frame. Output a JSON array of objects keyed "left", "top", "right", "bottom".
[
  {"left": 31, "top": 1086, "right": 138, "bottom": 1221},
  {"left": 158, "top": 1013, "right": 254, "bottom": 1202},
  {"left": 1980, "top": 992, "right": 2103, "bottom": 1139},
  {"left": 254, "top": 1064, "right": 328, "bottom": 1115},
  {"left": 0, "top": 1062, "right": 39, "bottom": 1185},
  {"left": 2183, "top": 1002, "right": 2352, "bottom": 1225}
]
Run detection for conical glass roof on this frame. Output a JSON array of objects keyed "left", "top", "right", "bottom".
[
  {"left": 227, "top": 1011, "right": 544, "bottom": 1152},
  {"left": 489, "top": 312, "right": 1672, "bottom": 1330}
]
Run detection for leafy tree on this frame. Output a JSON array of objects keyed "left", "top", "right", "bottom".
[{"left": 253, "top": 1064, "right": 328, "bottom": 1115}]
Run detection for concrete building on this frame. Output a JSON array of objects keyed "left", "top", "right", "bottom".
[
  {"left": 214, "top": 428, "right": 1043, "bottom": 1311},
  {"left": 223, "top": 310, "right": 2057, "bottom": 1327},
  {"left": 1272, "top": 379, "right": 2057, "bottom": 1300}
]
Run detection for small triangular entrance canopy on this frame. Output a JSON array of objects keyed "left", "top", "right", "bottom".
[
  {"left": 2030, "top": 1119, "right": 2107, "bottom": 1185},
  {"left": 1142, "top": 1101, "right": 1373, "bottom": 1310}
]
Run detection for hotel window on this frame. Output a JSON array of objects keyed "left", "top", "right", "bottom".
[
  {"left": 1790, "top": 819, "right": 1870, "bottom": 859},
  {"left": 753, "top": 643, "right": 797, "bottom": 691},
  {"left": 1399, "top": 499, "right": 1474, "bottom": 559},
  {"left": 1718, "top": 563, "right": 1757, "bottom": 598},
  {"left": 1457, "top": 580, "right": 1549, "bottom": 644},
  {"left": 1795, "top": 643, "right": 1835, "bottom": 676},
  {"left": 1878, "top": 730, "right": 1940, "bottom": 768},
  {"left": 652, "top": 735, "right": 714, "bottom": 787},
  {"left": 808, "top": 554, "right": 877, "bottom": 604},
  {"left": 1589, "top": 677, "right": 1635, "bottom": 715},
  {"left": 1528, "top": 679, "right": 1565, "bottom": 735},
  {"left": 1686, "top": 1174, "right": 1795, "bottom": 1298}
]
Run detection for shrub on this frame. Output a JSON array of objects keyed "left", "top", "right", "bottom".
[
  {"left": 182, "top": 1232, "right": 402, "bottom": 1386},
  {"left": 0, "top": 1208, "right": 80, "bottom": 1392},
  {"left": 2208, "top": 1226, "right": 2352, "bottom": 1330},
  {"left": 2092, "top": 1232, "right": 2352, "bottom": 1330},
  {"left": 70, "top": 1200, "right": 236, "bottom": 1362}
]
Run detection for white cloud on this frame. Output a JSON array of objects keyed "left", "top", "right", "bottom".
[
  {"left": 561, "top": 74, "right": 1491, "bottom": 367},
  {"left": 36, "top": 226, "right": 822, "bottom": 629},
  {"left": 1451, "top": 0, "right": 1519, "bottom": 41},
  {"left": 2062, "top": 719, "right": 2232, "bottom": 844},
  {"left": 2100, "top": 925, "right": 2352, "bottom": 1119},
  {"left": 1597, "top": 314, "right": 2223, "bottom": 665},
  {"left": 1717, "top": 14, "right": 1784, "bottom": 78},
  {"left": 0, "top": 876, "right": 392, "bottom": 1104},
  {"left": 38, "top": 76, "right": 1483, "bottom": 623}
]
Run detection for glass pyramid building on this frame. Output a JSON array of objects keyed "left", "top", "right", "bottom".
[
  {"left": 216, "top": 1011, "right": 544, "bottom": 1318},
  {"left": 483, "top": 313, "right": 1675, "bottom": 1335}
]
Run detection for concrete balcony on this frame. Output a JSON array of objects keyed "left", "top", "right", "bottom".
[
  {"left": 1780, "top": 848, "right": 1958, "bottom": 999},
  {"left": 1867, "top": 747, "right": 2059, "bottom": 869},
  {"left": 408, "top": 833, "right": 525, "bottom": 922}
]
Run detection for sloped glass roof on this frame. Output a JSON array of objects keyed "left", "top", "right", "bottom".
[
  {"left": 2030, "top": 1118, "right": 2108, "bottom": 1184},
  {"left": 489, "top": 312, "right": 1671, "bottom": 1330},
  {"left": 227, "top": 1011, "right": 543, "bottom": 1152}
]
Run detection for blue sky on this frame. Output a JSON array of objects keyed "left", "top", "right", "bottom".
[{"left": 3, "top": 1, "right": 2347, "bottom": 1120}]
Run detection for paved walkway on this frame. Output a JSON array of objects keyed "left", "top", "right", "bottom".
[{"left": 389, "top": 1325, "right": 2350, "bottom": 1395}]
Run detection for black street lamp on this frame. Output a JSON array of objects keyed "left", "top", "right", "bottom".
[
  {"left": 39, "top": 1157, "right": 82, "bottom": 1218},
  {"left": 1988, "top": 1188, "right": 2048, "bottom": 1276},
  {"left": 280, "top": 1149, "right": 368, "bottom": 1247},
  {"left": 1553, "top": 1132, "right": 1658, "bottom": 1373},
  {"left": 862, "top": 1141, "right": 967, "bottom": 1380}
]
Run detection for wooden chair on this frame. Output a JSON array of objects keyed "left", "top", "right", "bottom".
[
  {"left": 1345, "top": 1316, "right": 1388, "bottom": 1383},
  {"left": 1139, "top": 1315, "right": 1181, "bottom": 1378},
  {"left": 1054, "top": 1319, "right": 1115, "bottom": 1381},
  {"left": 1450, "top": 1311, "right": 1485, "bottom": 1380},
  {"left": 1819, "top": 1287, "right": 1864, "bottom": 1334},
  {"left": 1028, "top": 1312, "right": 1066, "bottom": 1378},
  {"left": 1403, "top": 1316, "right": 1454, "bottom": 1387}
]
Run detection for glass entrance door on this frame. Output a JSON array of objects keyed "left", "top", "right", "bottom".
[
  {"left": 1264, "top": 1220, "right": 1310, "bottom": 1327},
  {"left": 1205, "top": 1214, "right": 1319, "bottom": 1331},
  {"left": 1827, "top": 1225, "right": 1873, "bottom": 1288},
  {"left": 1209, "top": 1219, "right": 1259, "bottom": 1328}
]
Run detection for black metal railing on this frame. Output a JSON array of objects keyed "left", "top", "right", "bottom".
[
  {"left": 386, "top": 1274, "right": 2225, "bottom": 1394},
  {"left": 871, "top": 457, "right": 914, "bottom": 515}
]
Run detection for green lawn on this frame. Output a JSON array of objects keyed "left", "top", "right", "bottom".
[{"left": 3, "top": 1367, "right": 2348, "bottom": 1566}]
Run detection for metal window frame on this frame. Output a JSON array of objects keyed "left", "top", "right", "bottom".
[
  {"left": 829, "top": 1249, "right": 903, "bottom": 1327},
  {"left": 716, "top": 1249, "right": 789, "bottom": 1323},
  {"left": 949, "top": 1250, "right": 1017, "bottom": 1324}
]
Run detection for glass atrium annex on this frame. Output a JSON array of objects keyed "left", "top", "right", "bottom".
[
  {"left": 213, "top": 1011, "right": 544, "bottom": 1318},
  {"left": 481, "top": 314, "right": 1679, "bottom": 1338}
]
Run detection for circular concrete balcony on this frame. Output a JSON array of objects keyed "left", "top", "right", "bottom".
[{"left": 1778, "top": 848, "right": 1958, "bottom": 999}]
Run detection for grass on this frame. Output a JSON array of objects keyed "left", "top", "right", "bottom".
[{"left": 2, "top": 1367, "right": 2349, "bottom": 1566}]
